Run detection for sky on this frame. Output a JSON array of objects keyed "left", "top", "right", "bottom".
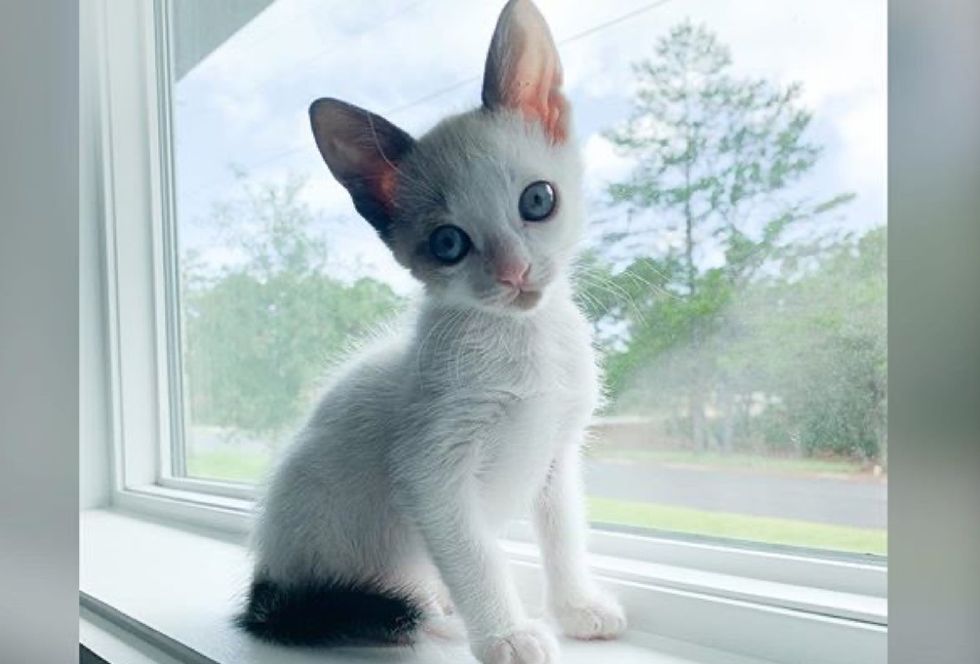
[{"left": 173, "top": 0, "right": 886, "bottom": 295}]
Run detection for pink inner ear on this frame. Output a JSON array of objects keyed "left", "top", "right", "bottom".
[
  {"left": 347, "top": 140, "right": 400, "bottom": 214},
  {"left": 374, "top": 167, "right": 399, "bottom": 214},
  {"left": 494, "top": 2, "right": 569, "bottom": 144},
  {"left": 508, "top": 55, "right": 567, "bottom": 144}
]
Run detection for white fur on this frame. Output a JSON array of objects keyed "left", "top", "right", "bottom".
[
  {"left": 252, "top": 2, "right": 625, "bottom": 661},
  {"left": 252, "top": 275, "right": 626, "bottom": 661}
]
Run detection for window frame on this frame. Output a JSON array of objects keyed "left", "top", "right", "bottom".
[{"left": 89, "top": 3, "right": 886, "bottom": 659}]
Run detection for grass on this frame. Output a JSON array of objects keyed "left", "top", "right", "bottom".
[
  {"left": 187, "top": 448, "right": 271, "bottom": 484},
  {"left": 588, "top": 496, "right": 886, "bottom": 555},
  {"left": 190, "top": 447, "right": 870, "bottom": 482},
  {"left": 187, "top": 449, "right": 887, "bottom": 555},
  {"left": 587, "top": 447, "right": 873, "bottom": 476}
]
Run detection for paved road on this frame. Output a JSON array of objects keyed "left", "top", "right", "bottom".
[{"left": 583, "top": 460, "right": 887, "bottom": 529}]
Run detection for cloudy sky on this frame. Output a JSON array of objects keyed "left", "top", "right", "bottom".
[{"left": 173, "top": 0, "right": 885, "bottom": 294}]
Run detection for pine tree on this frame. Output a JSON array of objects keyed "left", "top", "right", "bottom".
[{"left": 598, "top": 21, "right": 851, "bottom": 450}]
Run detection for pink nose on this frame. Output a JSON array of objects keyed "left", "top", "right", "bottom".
[{"left": 496, "top": 261, "right": 530, "bottom": 289}]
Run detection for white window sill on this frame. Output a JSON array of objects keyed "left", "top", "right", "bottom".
[{"left": 80, "top": 509, "right": 885, "bottom": 664}]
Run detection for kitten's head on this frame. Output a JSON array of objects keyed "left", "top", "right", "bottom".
[{"left": 310, "top": 0, "right": 582, "bottom": 314}]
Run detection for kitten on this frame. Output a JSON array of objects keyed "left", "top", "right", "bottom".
[{"left": 237, "top": 1, "right": 626, "bottom": 662}]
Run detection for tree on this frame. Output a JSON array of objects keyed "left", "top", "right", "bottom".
[
  {"left": 181, "top": 178, "right": 404, "bottom": 437},
  {"left": 592, "top": 21, "right": 852, "bottom": 450},
  {"left": 734, "top": 227, "right": 887, "bottom": 462}
]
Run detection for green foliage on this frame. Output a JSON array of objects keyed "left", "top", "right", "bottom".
[
  {"left": 577, "top": 22, "right": 884, "bottom": 461},
  {"left": 181, "top": 179, "right": 404, "bottom": 435},
  {"left": 603, "top": 22, "right": 832, "bottom": 276},
  {"left": 580, "top": 223, "right": 886, "bottom": 461},
  {"left": 742, "top": 228, "right": 887, "bottom": 460}
]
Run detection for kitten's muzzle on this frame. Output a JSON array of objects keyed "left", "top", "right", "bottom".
[
  {"left": 511, "top": 289, "right": 543, "bottom": 310},
  {"left": 497, "top": 263, "right": 543, "bottom": 311},
  {"left": 495, "top": 260, "right": 531, "bottom": 290}
]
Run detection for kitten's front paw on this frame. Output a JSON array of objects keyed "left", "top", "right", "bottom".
[
  {"left": 552, "top": 593, "right": 627, "bottom": 640},
  {"left": 475, "top": 621, "right": 559, "bottom": 664}
]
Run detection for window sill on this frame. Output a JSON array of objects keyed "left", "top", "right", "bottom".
[{"left": 80, "top": 509, "right": 885, "bottom": 664}]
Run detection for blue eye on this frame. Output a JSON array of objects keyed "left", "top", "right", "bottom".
[
  {"left": 519, "top": 180, "right": 556, "bottom": 222},
  {"left": 429, "top": 225, "right": 471, "bottom": 264}
]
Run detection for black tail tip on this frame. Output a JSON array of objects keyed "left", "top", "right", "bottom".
[{"left": 236, "top": 577, "right": 423, "bottom": 646}]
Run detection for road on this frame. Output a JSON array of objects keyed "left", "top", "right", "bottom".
[{"left": 583, "top": 460, "right": 887, "bottom": 529}]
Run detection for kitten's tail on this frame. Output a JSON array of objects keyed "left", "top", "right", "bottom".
[{"left": 236, "top": 577, "right": 424, "bottom": 645}]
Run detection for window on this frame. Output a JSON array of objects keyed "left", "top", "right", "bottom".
[
  {"left": 157, "top": 0, "right": 887, "bottom": 557},
  {"left": 86, "top": 2, "right": 887, "bottom": 662}
]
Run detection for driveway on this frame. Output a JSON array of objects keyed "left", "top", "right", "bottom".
[{"left": 583, "top": 459, "right": 887, "bottom": 529}]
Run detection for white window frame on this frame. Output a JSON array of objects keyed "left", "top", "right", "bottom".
[{"left": 85, "top": 1, "right": 887, "bottom": 661}]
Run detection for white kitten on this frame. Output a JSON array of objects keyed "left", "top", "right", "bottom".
[{"left": 238, "top": 2, "right": 626, "bottom": 662}]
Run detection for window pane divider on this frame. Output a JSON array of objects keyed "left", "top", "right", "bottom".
[{"left": 152, "top": 0, "right": 188, "bottom": 479}]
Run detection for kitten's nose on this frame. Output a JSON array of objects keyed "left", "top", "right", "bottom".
[{"left": 496, "top": 261, "right": 531, "bottom": 290}]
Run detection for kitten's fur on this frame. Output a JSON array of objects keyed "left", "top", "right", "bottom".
[{"left": 239, "top": 2, "right": 626, "bottom": 662}]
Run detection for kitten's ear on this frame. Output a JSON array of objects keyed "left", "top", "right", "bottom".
[
  {"left": 309, "top": 98, "right": 415, "bottom": 241},
  {"left": 481, "top": 0, "right": 569, "bottom": 144}
]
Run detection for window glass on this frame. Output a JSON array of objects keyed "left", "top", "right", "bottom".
[{"left": 171, "top": 0, "right": 886, "bottom": 555}]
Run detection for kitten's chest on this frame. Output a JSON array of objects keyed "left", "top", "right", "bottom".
[
  {"left": 478, "top": 307, "right": 596, "bottom": 407},
  {"left": 414, "top": 301, "right": 599, "bottom": 457},
  {"left": 422, "top": 301, "right": 597, "bottom": 397},
  {"left": 467, "top": 310, "right": 598, "bottom": 517}
]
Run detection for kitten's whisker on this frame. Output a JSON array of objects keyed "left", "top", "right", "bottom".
[
  {"left": 573, "top": 273, "right": 650, "bottom": 327},
  {"left": 574, "top": 289, "right": 605, "bottom": 318},
  {"left": 428, "top": 308, "right": 465, "bottom": 372},
  {"left": 617, "top": 267, "right": 680, "bottom": 301}
]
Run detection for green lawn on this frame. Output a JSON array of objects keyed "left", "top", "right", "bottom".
[
  {"left": 187, "top": 448, "right": 886, "bottom": 556},
  {"left": 588, "top": 496, "right": 886, "bottom": 555},
  {"left": 187, "top": 448, "right": 271, "bottom": 484},
  {"left": 587, "top": 447, "right": 873, "bottom": 476}
]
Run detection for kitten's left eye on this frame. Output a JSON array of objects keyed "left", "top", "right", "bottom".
[
  {"left": 519, "top": 181, "right": 557, "bottom": 222},
  {"left": 428, "top": 224, "right": 471, "bottom": 264}
]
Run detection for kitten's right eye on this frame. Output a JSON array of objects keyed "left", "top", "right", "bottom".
[
  {"left": 519, "top": 180, "right": 556, "bottom": 222},
  {"left": 428, "top": 225, "right": 471, "bottom": 264}
]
